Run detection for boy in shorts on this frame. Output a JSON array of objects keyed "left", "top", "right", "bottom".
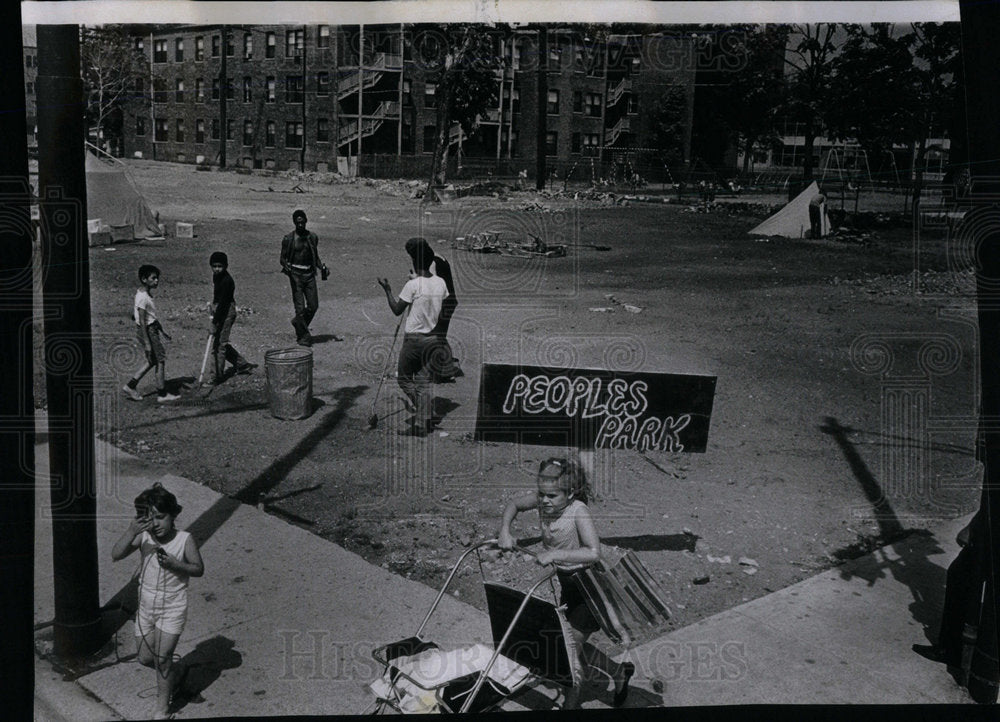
[{"left": 123, "top": 264, "right": 180, "bottom": 402}]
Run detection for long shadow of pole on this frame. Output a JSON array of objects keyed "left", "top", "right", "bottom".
[{"left": 820, "top": 416, "right": 905, "bottom": 540}]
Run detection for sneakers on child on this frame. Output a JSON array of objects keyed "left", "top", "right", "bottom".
[
  {"left": 157, "top": 392, "right": 181, "bottom": 403},
  {"left": 122, "top": 385, "right": 143, "bottom": 401}
]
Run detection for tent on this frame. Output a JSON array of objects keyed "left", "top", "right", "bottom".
[
  {"left": 748, "top": 181, "right": 830, "bottom": 239},
  {"left": 85, "top": 153, "right": 161, "bottom": 239}
]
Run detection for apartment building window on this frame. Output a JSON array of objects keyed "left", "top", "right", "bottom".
[
  {"left": 317, "top": 118, "right": 329, "bottom": 143},
  {"left": 212, "top": 78, "right": 220, "bottom": 100},
  {"left": 286, "top": 75, "right": 304, "bottom": 104},
  {"left": 512, "top": 88, "right": 520, "bottom": 114},
  {"left": 573, "top": 90, "right": 582, "bottom": 113},
  {"left": 154, "top": 118, "right": 168, "bottom": 142},
  {"left": 244, "top": 33, "right": 253, "bottom": 60},
  {"left": 243, "top": 77, "right": 252, "bottom": 103},
  {"left": 196, "top": 119, "right": 205, "bottom": 143},
  {"left": 226, "top": 34, "right": 235, "bottom": 56},
  {"left": 153, "top": 78, "right": 168, "bottom": 104},
  {"left": 195, "top": 78, "right": 204, "bottom": 102},
  {"left": 547, "top": 89, "right": 559, "bottom": 115},
  {"left": 175, "top": 78, "right": 184, "bottom": 102},
  {"left": 286, "top": 29, "right": 303, "bottom": 58},
  {"left": 545, "top": 131, "right": 558, "bottom": 155},
  {"left": 627, "top": 93, "right": 639, "bottom": 114},
  {"left": 285, "top": 121, "right": 303, "bottom": 148},
  {"left": 318, "top": 25, "right": 330, "bottom": 48},
  {"left": 423, "top": 125, "right": 436, "bottom": 152},
  {"left": 211, "top": 118, "right": 220, "bottom": 140},
  {"left": 175, "top": 119, "right": 185, "bottom": 142},
  {"left": 134, "top": 37, "right": 144, "bottom": 52},
  {"left": 226, "top": 77, "right": 235, "bottom": 101},
  {"left": 585, "top": 92, "right": 601, "bottom": 117},
  {"left": 424, "top": 82, "right": 436, "bottom": 109},
  {"left": 153, "top": 39, "right": 168, "bottom": 63},
  {"left": 584, "top": 133, "right": 600, "bottom": 153},
  {"left": 402, "top": 79, "right": 412, "bottom": 105},
  {"left": 174, "top": 38, "right": 184, "bottom": 62},
  {"left": 548, "top": 43, "right": 562, "bottom": 68},
  {"left": 243, "top": 120, "right": 253, "bottom": 146},
  {"left": 316, "top": 72, "right": 330, "bottom": 96},
  {"left": 518, "top": 40, "right": 531, "bottom": 69},
  {"left": 266, "top": 31, "right": 276, "bottom": 58},
  {"left": 135, "top": 116, "right": 146, "bottom": 136},
  {"left": 571, "top": 132, "right": 581, "bottom": 153},
  {"left": 212, "top": 35, "right": 220, "bottom": 57},
  {"left": 266, "top": 76, "right": 276, "bottom": 103},
  {"left": 195, "top": 36, "right": 204, "bottom": 61},
  {"left": 265, "top": 121, "right": 276, "bottom": 147},
  {"left": 226, "top": 119, "right": 235, "bottom": 141}
]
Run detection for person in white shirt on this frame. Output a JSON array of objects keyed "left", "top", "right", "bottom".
[{"left": 377, "top": 238, "right": 449, "bottom": 437}]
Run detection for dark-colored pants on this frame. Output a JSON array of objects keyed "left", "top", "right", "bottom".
[
  {"left": 288, "top": 271, "right": 318, "bottom": 337},
  {"left": 213, "top": 307, "right": 247, "bottom": 381},
  {"left": 397, "top": 333, "right": 437, "bottom": 427},
  {"left": 809, "top": 204, "right": 823, "bottom": 238}
]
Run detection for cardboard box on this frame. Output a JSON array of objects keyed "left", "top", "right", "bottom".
[
  {"left": 88, "top": 231, "right": 112, "bottom": 247},
  {"left": 110, "top": 225, "right": 134, "bottom": 243},
  {"left": 175, "top": 222, "right": 194, "bottom": 238}
]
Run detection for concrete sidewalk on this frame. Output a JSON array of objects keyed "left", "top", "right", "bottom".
[{"left": 34, "top": 436, "right": 977, "bottom": 718}]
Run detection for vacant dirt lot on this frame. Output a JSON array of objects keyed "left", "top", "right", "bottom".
[{"left": 34, "top": 160, "right": 982, "bottom": 638}]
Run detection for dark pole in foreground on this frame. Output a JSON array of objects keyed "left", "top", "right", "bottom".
[
  {"left": 37, "top": 24, "right": 103, "bottom": 658},
  {"left": 535, "top": 27, "right": 547, "bottom": 191},
  {"left": 960, "top": 0, "right": 1000, "bottom": 704},
  {"left": 0, "top": 8, "right": 36, "bottom": 717}
]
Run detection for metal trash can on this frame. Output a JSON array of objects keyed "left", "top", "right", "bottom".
[{"left": 264, "top": 347, "right": 313, "bottom": 420}]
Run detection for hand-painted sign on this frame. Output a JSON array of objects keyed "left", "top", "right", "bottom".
[{"left": 474, "top": 363, "right": 715, "bottom": 452}]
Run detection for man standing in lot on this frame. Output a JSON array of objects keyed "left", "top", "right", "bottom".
[{"left": 280, "top": 209, "right": 333, "bottom": 346}]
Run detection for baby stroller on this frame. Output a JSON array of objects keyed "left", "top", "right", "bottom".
[{"left": 367, "top": 540, "right": 579, "bottom": 714}]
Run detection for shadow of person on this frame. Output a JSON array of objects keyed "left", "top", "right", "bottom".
[
  {"left": 431, "top": 396, "right": 460, "bottom": 425},
  {"left": 171, "top": 635, "right": 243, "bottom": 713},
  {"left": 308, "top": 333, "right": 344, "bottom": 344}
]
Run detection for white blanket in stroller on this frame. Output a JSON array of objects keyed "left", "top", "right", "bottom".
[{"left": 370, "top": 643, "right": 532, "bottom": 713}]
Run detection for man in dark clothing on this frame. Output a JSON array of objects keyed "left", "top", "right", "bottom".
[
  {"left": 809, "top": 189, "right": 827, "bottom": 239},
  {"left": 280, "top": 209, "right": 335, "bottom": 346},
  {"left": 209, "top": 251, "right": 255, "bottom": 384}
]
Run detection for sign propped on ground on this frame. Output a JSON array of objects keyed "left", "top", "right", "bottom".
[{"left": 474, "top": 363, "right": 716, "bottom": 452}]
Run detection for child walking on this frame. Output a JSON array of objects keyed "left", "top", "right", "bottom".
[
  {"left": 208, "top": 251, "right": 256, "bottom": 384},
  {"left": 112, "top": 482, "right": 204, "bottom": 719},
  {"left": 498, "top": 458, "right": 635, "bottom": 709},
  {"left": 122, "top": 264, "right": 180, "bottom": 402}
]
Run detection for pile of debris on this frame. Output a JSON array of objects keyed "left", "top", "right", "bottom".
[
  {"left": 829, "top": 269, "right": 976, "bottom": 297},
  {"left": 827, "top": 226, "right": 878, "bottom": 246},
  {"left": 452, "top": 231, "right": 567, "bottom": 257}
]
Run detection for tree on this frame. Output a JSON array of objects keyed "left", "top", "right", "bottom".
[
  {"left": 726, "top": 25, "right": 789, "bottom": 175},
  {"left": 413, "top": 25, "right": 502, "bottom": 196},
  {"left": 783, "top": 24, "right": 839, "bottom": 183},
  {"left": 827, "top": 23, "right": 961, "bottom": 208},
  {"left": 648, "top": 83, "right": 688, "bottom": 168},
  {"left": 81, "top": 26, "right": 148, "bottom": 155}
]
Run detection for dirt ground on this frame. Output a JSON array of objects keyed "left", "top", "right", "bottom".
[{"left": 33, "top": 160, "right": 983, "bottom": 639}]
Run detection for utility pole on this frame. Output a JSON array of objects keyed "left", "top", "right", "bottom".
[
  {"left": 358, "top": 24, "right": 364, "bottom": 171},
  {"left": 1, "top": 8, "right": 36, "bottom": 716},
  {"left": 220, "top": 26, "right": 227, "bottom": 168},
  {"left": 36, "top": 24, "right": 103, "bottom": 658},
  {"left": 959, "top": 0, "right": 1000, "bottom": 704},
  {"left": 535, "top": 27, "right": 547, "bottom": 191}
]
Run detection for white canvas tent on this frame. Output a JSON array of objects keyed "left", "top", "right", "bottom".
[
  {"left": 85, "top": 153, "right": 161, "bottom": 239},
  {"left": 748, "top": 181, "right": 830, "bottom": 238}
]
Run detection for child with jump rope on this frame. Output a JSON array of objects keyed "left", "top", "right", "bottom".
[
  {"left": 111, "top": 482, "right": 204, "bottom": 719},
  {"left": 498, "top": 457, "right": 635, "bottom": 709}
]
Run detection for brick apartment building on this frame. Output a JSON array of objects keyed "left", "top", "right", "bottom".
[
  {"left": 120, "top": 24, "right": 698, "bottom": 178},
  {"left": 23, "top": 26, "right": 38, "bottom": 151}
]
